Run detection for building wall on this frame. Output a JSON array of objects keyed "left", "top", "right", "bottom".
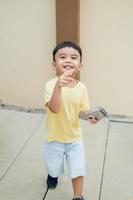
[
  {"left": 0, "top": 0, "right": 56, "bottom": 108},
  {"left": 80, "top": 0, "right": 133, "bottom": 116},
  {"left": 0, "top": 0, "right": 133, "bottom": 116}
]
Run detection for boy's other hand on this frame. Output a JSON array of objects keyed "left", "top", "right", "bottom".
[{"left": 88, "top": 117, "right": 100, "bottom": 124}]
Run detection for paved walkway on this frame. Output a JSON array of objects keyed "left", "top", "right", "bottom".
[{"left": 0, "top": 108, "right": 133, "bottom": 200}]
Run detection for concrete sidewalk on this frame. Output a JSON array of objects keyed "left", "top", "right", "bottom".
[{"left": 0, "top": 108, "right": 133, "bottom": 200}]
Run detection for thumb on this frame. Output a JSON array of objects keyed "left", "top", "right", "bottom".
[{"left": 65, "top": 69, "right": 74, "bottom": 77}]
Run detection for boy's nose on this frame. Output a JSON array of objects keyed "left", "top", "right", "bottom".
[{"left": 65, "top": 58, "right": 72, "bottom": 62}]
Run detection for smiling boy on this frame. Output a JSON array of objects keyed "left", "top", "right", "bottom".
[{"left": 44, "top": 41, "right": 99, "bottom": 200}]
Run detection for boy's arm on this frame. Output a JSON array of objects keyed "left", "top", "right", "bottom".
[
  {"left": 47, "top": 72, "right": 74, "bottom": 113},
  {"left": 47, "top": 83, "right": 62, "bottom": 113}
]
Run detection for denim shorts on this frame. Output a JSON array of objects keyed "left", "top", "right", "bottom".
[{"left": 44, "top": 140, "right": 86, "bottom": 179}]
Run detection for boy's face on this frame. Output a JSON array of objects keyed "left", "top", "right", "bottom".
[{"left": 52, "top": 47, "right": 82, "bottom": 77}]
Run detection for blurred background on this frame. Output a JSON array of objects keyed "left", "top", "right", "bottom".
[{"left": 0, "top": 0, "right": 133, "bottom": 115}]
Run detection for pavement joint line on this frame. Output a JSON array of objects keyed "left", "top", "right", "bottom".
[
  {"left": 109, "top": 119, "right": 133, "bottom": 124},
  {"left": 98, "top": 119, "right": 110, "bottom": 200},
  {"left": 0, "top": 104, "right": 45, "bottom": 114},
  {"left": 96, "top": 118, "right": 133, "bottom": 200},
  {"left": 0, "top": 116, "right": 44, "bottom": 182}
]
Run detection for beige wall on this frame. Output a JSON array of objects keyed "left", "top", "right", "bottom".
[
  {"left": 0, "top": 0, "right": 56, "bottom": 108},
  {"left": 80, "top": 0, "right": 133, "bottom": 116},
  {"left": 1, "top": 0, "right": 133, "bottom": 116}
]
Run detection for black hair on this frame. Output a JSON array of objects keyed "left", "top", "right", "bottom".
[{"left": 53, "top": 41, "right": 82, "bottom": 62}]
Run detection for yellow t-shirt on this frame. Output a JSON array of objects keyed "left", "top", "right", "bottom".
[{"left": 44, "top": 77, "right": 90, "bottom": 143}]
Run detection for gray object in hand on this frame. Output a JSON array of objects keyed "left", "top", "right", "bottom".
[{"left": 79, "top": 107, "right": 107, "bottom": 120}]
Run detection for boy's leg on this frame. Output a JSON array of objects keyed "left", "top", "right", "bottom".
[
  {"left": 72, "top": 176, "right": 84, "bottom": 198},
  {"left": 66, "top": 140, "right": 85, "bottom": 199},
  {"left": 44, "top": 142, "right": 65, "bottom": 189}
]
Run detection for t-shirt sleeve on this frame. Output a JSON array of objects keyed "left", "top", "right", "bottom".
[
  {"left": 44, "top": 82, "right": 53, "bottom": 108},
  {"left": 79, "top": 85, "right": 90, "bottom": 112}
]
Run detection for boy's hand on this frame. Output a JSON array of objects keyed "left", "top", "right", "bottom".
[
  {"left": 79, "top": 107, "right": 107, "bottom": 122},
  {"left": 57, "top": 70, "right": 74, "bottom": 87},
  {"left": 88, "top": 117, "right": 100, "bottom": 124}
]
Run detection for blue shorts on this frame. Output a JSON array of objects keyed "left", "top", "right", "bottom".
[{"left": 44, "top": 140, "right": 86, "bottom": 179}]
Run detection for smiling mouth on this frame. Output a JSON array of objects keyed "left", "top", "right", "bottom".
[{"left": 63, "top": 65, "right": 74, "bottom": 70}]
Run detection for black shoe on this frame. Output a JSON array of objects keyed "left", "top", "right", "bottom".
[
  {"left": 46, "top": 175, "right": 58, "bottom": 190},
  {"left": 72, "top": 196, "right": 84, "bottom": 200}
]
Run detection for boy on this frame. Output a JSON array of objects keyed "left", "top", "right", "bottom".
[{"left": 44, "top": 41, "right": 99, "bottom": 200}]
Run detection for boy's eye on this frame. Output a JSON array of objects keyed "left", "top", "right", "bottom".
[
  {"left": 72, "top": 56, "right": 77, "bottom": 59},
  {"left": 60, "top": 56, "right": 66, "bottom": 59}
]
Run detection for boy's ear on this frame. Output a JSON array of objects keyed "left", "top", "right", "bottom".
[
  {"left": 78, "top": 63, "right": 83, "bottom": 71},
  {"left": 52, "top": 62, "right": 56, "bottom": 71}
]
